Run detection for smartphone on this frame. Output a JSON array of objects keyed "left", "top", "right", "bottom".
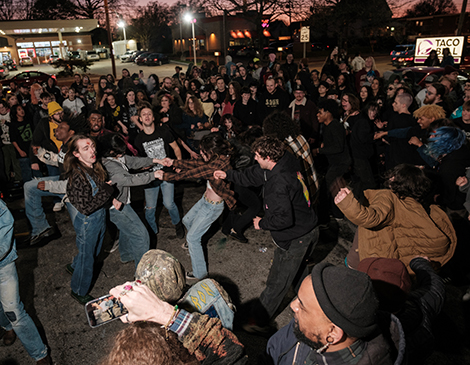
[{"left": 85, "top": 294, "right": 128, "bottom": 328}]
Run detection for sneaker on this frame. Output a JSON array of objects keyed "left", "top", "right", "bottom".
[
  {"left": 53, "top": 202, "right": 64, "bottom": 212},
  {"left": 30, "top": 226, "right": 58, "bottom": 246},
  {"left": 229, "top": 229, "right": 248, "bottom": 243},
  {"left": 186, "top": 271, "right": 198, "bottom": 280},
  {"left": 105, "top": 238, "right": 120, "bottom": 253},
  {"left": 36, "top": 354, "right": 52, "bottom": 365},
  {"left": 175, "top": 222, "right": 185, "bottom": 239},
  {"left": 70, "top": 291, "right": 94, "bottom": 305},
  {"left": 65, "top": 263, "right": 74, "bottom": 275},
  {"left": 181, "top": 242, "right": 188, "bottom": 250},
  {"left": 463, "top": 287, "right": 470, "bottom": 301}
]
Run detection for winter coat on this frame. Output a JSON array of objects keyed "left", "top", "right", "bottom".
[{"left": 337, "top": 189, "right": 457, "bottom": 272}]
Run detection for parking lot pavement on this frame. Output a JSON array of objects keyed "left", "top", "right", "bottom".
[
  {"left": 2, "top": 181, "right": 470, "bottom": 364},
  {"left": 6, "top": 55, "right": 395, "bottom": 87}
]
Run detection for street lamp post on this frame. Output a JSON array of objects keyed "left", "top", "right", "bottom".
[
  {"left": 118, "top": 20, "right": 127, "bottom": 41},
  {"left": 184, "top": 13, "right": 197, "bottom": 65}
]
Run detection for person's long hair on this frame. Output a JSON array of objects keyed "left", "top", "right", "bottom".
[
  {"left": 199, "top": 132, "right": 233, "bottom": 162},
  {"left": 9, "top": 104, "right": 24, "bottom": 124},
  {"left": 64, "top": 135, "right": 107, "bottom": 182},
  {"left": 99, "top": 322, "right": 198, "bottom": 365},
  {"left": 183, "top": 95, "right": 204, "bottom": 118},
  {"left": 225, "top": 81, "right": 241, "bottom": 104}
]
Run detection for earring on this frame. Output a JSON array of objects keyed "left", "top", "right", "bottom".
[{"left": 316, "top": 336, "right": 334, "bottom": 354}]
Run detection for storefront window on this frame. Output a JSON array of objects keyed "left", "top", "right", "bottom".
[{"left": 36, "top": 47, "right": 52, "bottom": 57}]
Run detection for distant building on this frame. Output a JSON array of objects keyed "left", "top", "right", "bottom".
[{"left": 0, "top": 19, "right": 98, "bottom": 64}]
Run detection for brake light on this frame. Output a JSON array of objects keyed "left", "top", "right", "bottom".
[
  {"left": 390, "top": 51, "right": 393, "bottom": 55},
  {"left": 0, "top": 69, "right": 3, "bottom": 72},
  {"left": 405, "top": 57, "right": 413, "bottom": 61},
  {"left": 154, "top": 58, "right": 158, "bottom": 61}
]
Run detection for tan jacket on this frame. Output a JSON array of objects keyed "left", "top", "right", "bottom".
[{"left": 337, "top": 189, "right": 457, "bottom": 271}]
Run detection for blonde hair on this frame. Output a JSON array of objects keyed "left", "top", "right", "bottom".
[{"left": 413, "top": 105, "right": 446, "bottom": 120}]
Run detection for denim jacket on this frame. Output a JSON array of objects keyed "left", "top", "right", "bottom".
[{"left": 0, "top": 199, "right": 18, "bottom": 268}]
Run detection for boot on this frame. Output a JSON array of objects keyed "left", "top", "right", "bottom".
[
  {"left": 3, "top": 329, "right": 16, "bottom": 346},
  {"left": 175, "top": 221, "right": 185, "bottom": 239}
]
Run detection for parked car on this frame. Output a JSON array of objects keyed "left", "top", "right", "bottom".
[
  {"left": 263, "top": 41, "right": 294, "bottom": 56},
  {"left": 19, "top": 57, "right": 34, "bottom": 67},
  {"left": 120, "top": 50, "right": 135, "bottom": 63},
  {"left": 86, "top": 51, "right": 100, "bottom": 61},
  {"left": 236, "top": 46, "right": 260, "bottom": 58},
  {"left": 135, "top": 52, "right": 152, "bottom": 65},
  {"left": 143, "top": 53, "right": 169, "bottom": 66},
  {"left": 392, "top": 67, "right": 444, "bottom": 88},
  {"left": 310, "top": 42, "right": 330, "bottom": 51},
  {"left": 129, "top": 51, "right": 147, "bottom": 63},
  {"left": 68, "top": 51, "right": 82, "bottom": 60},
  {"left": 3, "top": 59, "right": 17, "bottom": 71},
  {"left": 391, "top": 44, "right": 415, "bottom": 68},
  {"left": 0, "top": 71, "right": 55, "bottom": 87},
  {"left": 227, "top": 45, "right": 245, "bottom": 57},
  {"left": 0, "top": 66, "right": 9, "bottom": 79}
]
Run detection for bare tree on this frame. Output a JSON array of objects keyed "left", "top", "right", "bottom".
[
  {"left": 128, "top": 1, "right": 172, "bottom": 50},
  {"left": 405, "top": 0, "right": 457, "bottom": 17}
]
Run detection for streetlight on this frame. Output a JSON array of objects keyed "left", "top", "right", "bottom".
[
  {"left": 184, "top": 13, "right": 197, "bottom": 65},
  {"left": 118, "top": 20, "right": 126, "bottom": 41}
]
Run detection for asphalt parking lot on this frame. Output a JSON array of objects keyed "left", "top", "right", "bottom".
[{"left": 1, "top": 181, "right": 470, "bottom": 364}]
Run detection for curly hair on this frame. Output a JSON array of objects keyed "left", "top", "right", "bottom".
[
  {"left": 413, "top": 104, "right": 446, "bottom": 120},
  {"left": 251, "top": 136, "right": 285, "bottom": 162},
  {"left": 263, "top": 111, "right": 300, "bottom": 140},
  {"left": 99, "top": 322, "right": 198, "bottom": 365},
  {"left": 384, "top": 164, "right": 431, "bottom": 202}
]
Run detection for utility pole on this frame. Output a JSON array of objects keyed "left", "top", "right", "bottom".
[
  {"left": 457, "top": 0, "right": 468, "bottom": 36},
  {"left": 104, "top": 0, "right": 116, "bottom": 78}
]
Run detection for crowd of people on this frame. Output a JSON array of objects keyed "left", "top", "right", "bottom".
[{"left": 1, "top": 48, "right": 470, "bottom": 364}]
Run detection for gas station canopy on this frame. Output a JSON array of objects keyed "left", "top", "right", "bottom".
[{"left": 0, "top": 19, "right": 98, "bottom": 37}]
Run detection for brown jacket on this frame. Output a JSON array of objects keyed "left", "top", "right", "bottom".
[{"left": 337, "top": 189, "right": 457, "bottom": 272}]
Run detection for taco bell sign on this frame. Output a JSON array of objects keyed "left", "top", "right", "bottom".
[{"left": 414, "top": 36, "right": 464, "bottom": 64}]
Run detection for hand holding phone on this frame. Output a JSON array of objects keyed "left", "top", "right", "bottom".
[{"left": 85, "top": 294, "right": 128, "bottom": 328}]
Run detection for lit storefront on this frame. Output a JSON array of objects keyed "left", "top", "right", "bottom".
[{"left": 0, "top": 19, "right": 98, "bottom": 64}]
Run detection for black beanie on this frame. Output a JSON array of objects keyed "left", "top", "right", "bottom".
[{"left": 311, "top": 262, "right": 378, "bottom": 338}]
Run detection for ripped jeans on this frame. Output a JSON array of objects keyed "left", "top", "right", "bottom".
[{"left": 0, "top": 261, "right": 48, "bottom": 361}]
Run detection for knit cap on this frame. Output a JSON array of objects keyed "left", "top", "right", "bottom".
[
  {"left": 311, "top": 262, "right": 378, "bottom": 338},
  {"left": 48, "top": 101, "right": 63, "bottom": 116}
]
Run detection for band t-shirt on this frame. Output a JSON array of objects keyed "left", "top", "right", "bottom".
[{"left": 134, "top": 125, "right": 175, "bottom": 171}]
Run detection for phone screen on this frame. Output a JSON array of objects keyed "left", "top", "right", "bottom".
[{"left": 85, "top": 294, "right": 128, "bottom": 328}]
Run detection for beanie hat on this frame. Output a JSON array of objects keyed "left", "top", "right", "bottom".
[
  {"left": 311, "top": 262, "right": 378, "bottom": 338},
  {"left": 135, "top": 249, "right": 186, "bottom": 303},
  {"left": 358, "top": 257, "right": 411, "bottom": 313},
  {"left": 48, "top": 101, "right": 63, "bottom": 116}
]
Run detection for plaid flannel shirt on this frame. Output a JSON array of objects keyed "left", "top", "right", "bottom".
[{"left": 162, "top": 154, "right": 236, "bottom": 210}]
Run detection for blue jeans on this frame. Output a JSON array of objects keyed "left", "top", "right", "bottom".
[
  {"left": 18, "top": 157, "right": 42, "bottom": 183},
  {"left": 144, "top": 181, "right": 181, "bottom": 234},
  {"left": 24, "top": 176, "right": 63, "bottom": 236},
  {"left": 70, "top": 208, "right": 106, "bottom": 296},
  {"left": 109, "top": 205, "right": 149, "bottom": 268},
  {"left": 0, "top": 261, "right": 48, "bottom": 361},
  {"left": 183, "top": 196, "right": 224, "bottom": 279}
]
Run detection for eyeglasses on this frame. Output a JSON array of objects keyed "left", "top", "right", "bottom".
[{"left": 388, "top": 87, "right": 394, "bottom": 90}]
